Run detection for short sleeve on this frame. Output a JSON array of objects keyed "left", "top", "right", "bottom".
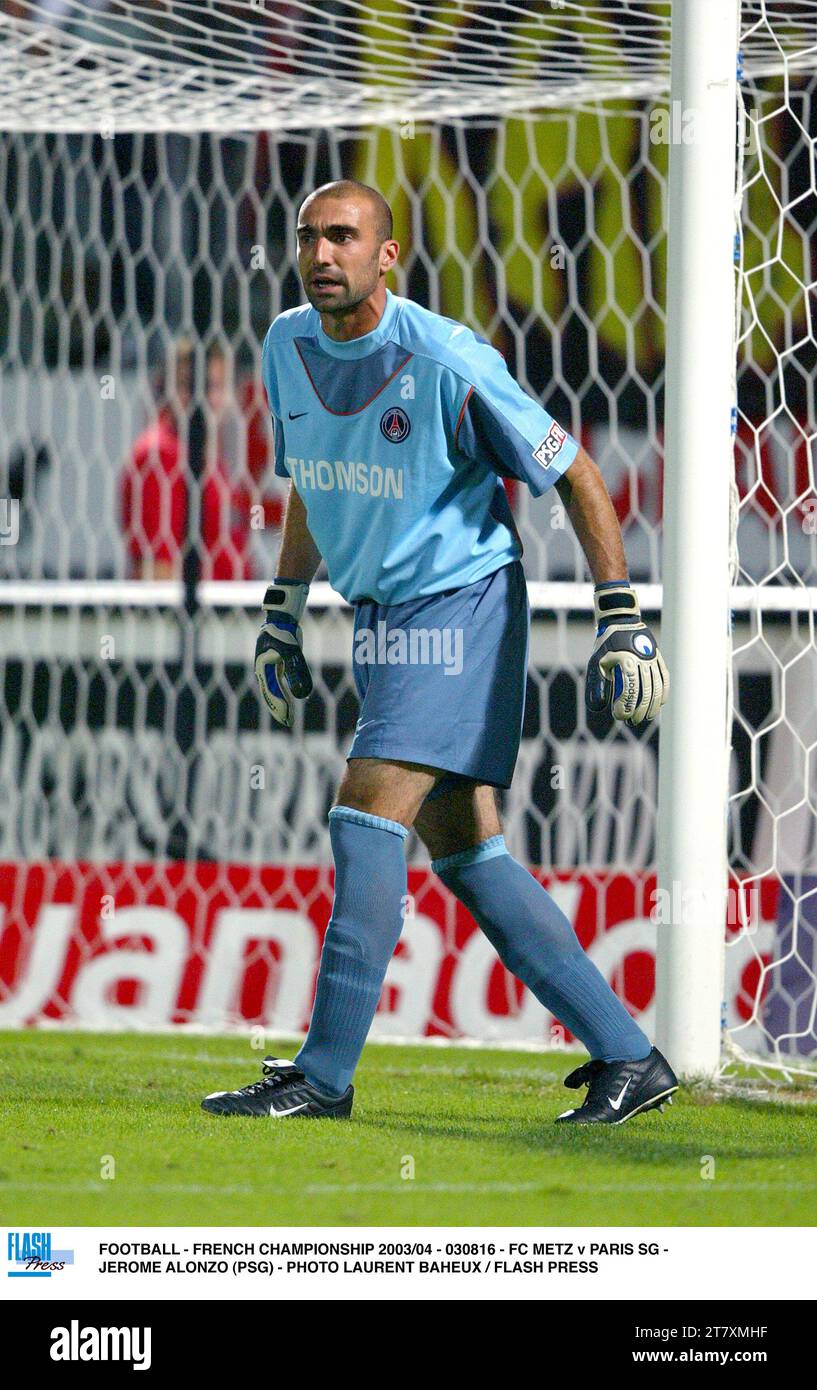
[
  {"left": 261, "top": 326, "right": 290, "bottom": 480},
  {"left": 452, "top": 339, "right": 579, "bottom": 496},
  {"left": 272, "top": 416, "right": 288, "bottom": 479}
]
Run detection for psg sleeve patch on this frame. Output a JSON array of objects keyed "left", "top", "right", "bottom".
[{"left": 533, "top": 421, "right": 567, "bottom": 468}]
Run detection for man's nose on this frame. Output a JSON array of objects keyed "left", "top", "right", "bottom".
[{"left": 312, "top": 236, "right": 335, "bottom": 264}]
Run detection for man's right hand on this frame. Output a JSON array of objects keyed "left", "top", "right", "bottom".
[{"left": 254, "top": 579, "right": 313, "bottom": 727}]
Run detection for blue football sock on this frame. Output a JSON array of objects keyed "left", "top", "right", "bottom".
[
  {"left": 432, "top": 836, "right": 651, "bottom": 1062},
  {"left": 295, "top": 805, "right": 408, "bottom": 1096}
]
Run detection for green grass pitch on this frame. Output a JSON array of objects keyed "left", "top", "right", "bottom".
[{"left": 2, "top": 1031, "right": 816, "bottom": 1227}]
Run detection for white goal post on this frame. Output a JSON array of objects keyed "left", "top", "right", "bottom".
[
  {"left": 0, "top": 2, "right": 816, "bottom": 1078},
  {"left": 656, "top": 0, "right": 740, "bottom": 1076}
]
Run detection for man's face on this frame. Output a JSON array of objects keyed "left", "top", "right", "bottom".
[
  {"left": 173, "top": 354, "right": 193, "bottom": 412},
  {"left": 206, "top": 354, "right": 228, "bottom": 420},
  {"left": 297, "top": 196, "right": 384, "bottom": 313}
]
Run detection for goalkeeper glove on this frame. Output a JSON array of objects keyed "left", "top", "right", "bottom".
[
  {"left": 254, "top": 578, "right": 313, "bottom": 728},
  {"left": 585, "top": 581, "right": 669, "bottom": 725}
]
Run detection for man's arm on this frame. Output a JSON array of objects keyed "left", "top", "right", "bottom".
[
  {"left": 275, "top": 481, "right": 323, "bottom": 582},
  {"left": 554, "top": 445, "right": 628, "bottom": 583},
  {"left": 445, "top": 333, "right": 667, "bottom": 723}
]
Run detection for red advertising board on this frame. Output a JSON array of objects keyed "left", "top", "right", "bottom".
[{"left": 0, "top": 862, "right": 777, "bottom": 1042}]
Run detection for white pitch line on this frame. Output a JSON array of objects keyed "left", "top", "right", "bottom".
[
  {"left": 3, "top": 1179, "right": 817, "bottom": 1198},
  {"left": 151, "top": 1053, "right": 561, "bottom": 1078}
]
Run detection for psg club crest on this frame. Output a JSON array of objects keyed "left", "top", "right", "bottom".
[{"left": 379, "top": 407, "right": 411, "bottom": 443}]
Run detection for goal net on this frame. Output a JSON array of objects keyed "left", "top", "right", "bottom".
[
  {"left": 0, "top": 1, "right": 814, "bottom": 1075},
  {"left": 728, "top": 3, "right": 817, "bottom": 1074}
]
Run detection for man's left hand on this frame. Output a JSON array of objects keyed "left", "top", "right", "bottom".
[{"left": 585, "top": 582, "right": 669, "bottom": 725}]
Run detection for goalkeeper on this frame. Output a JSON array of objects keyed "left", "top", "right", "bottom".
[{"left": 202, "top": 179, "right": 676, "bottom": 1126}]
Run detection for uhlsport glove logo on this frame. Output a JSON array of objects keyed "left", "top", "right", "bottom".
[{"left": 632, "top": 632, "right": 655, "bottom": 658}]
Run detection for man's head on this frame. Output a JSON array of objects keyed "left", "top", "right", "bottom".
[
  {"left": 297, "top": 180, "right": 398, "bottom": 317},
  {"left": 160, "top": 338, "right": 231, "bottom": 426},
  {"left": 169, "top": 337, "right": 194, "bottom": 413},
  {"left": 204, "top": 341, "right": 229, "bottom": 421}
]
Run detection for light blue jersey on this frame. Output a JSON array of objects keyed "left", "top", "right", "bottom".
[{"left": 262, "top": 288, "right": 578, "bottom": 604}]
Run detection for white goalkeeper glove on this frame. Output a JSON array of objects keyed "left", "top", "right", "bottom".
[
  {"left": 254, "top": 578, "right": 313, "bottom": 728},
  {"left": 585, "top": 581, "right": 669, "bottom": 725}
]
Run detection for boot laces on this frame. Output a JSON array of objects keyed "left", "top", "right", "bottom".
[
  {"left": 237, "top": 1060, "right": 302, "bottom": 1098},
  {"left": 564, "top": 1058, "right": 607, "bottom": 1091}
]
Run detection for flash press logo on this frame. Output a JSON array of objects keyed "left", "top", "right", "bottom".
[
  {"left": 7, "top": 1230, "right": 73, "bottom": 1278},
  {"left": 50, "top": 1321, "right": 152, "bottom": 1372}
]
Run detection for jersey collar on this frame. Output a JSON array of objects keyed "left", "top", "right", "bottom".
[{"left": 315, "top": 288, "right": 400, "bottom": 359}]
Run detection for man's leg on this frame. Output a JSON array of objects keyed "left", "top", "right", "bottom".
[
  {"left": 415, "top": 783, "right": 651, "bottom": 1062},
  {"left": 294, "top": 757, "right": 441, "bottom": 1097}
]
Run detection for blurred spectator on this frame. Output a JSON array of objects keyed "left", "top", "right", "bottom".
[{"left": 121, "top": 338, "right": 261, "bottom": 581}]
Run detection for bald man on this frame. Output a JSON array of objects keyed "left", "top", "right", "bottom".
[{"left": 202, "top": 179, "right": 676, "bottom": 1126}]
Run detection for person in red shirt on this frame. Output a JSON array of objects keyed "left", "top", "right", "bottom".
[{"left": 122, "top": 339, "right": 272, "bottom": 580}]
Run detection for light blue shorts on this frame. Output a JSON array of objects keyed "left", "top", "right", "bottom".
[{"left": 348, "top": 560, "right": 529, "bottom": 795}]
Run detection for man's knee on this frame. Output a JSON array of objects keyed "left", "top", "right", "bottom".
[
  {"left": 335, "top": 757, "right": 440, "bottom": 826},
  {"left": 416, "top": 783, "right": 502, "bottom": 861}
]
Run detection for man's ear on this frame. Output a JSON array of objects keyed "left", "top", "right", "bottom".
[{"left": 380, "top": 238, "right": 400, "bottom": 274}]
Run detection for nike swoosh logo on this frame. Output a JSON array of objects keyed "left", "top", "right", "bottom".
[
  {"left": 269, "top": 1101, "right": 309, "bottom": 1117},
  {"left": 288, "top": 410, "right": 308, "bottom": 420},
  {"left": 608, "top": 1078, "right": 632, "bottom": 1111}
]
